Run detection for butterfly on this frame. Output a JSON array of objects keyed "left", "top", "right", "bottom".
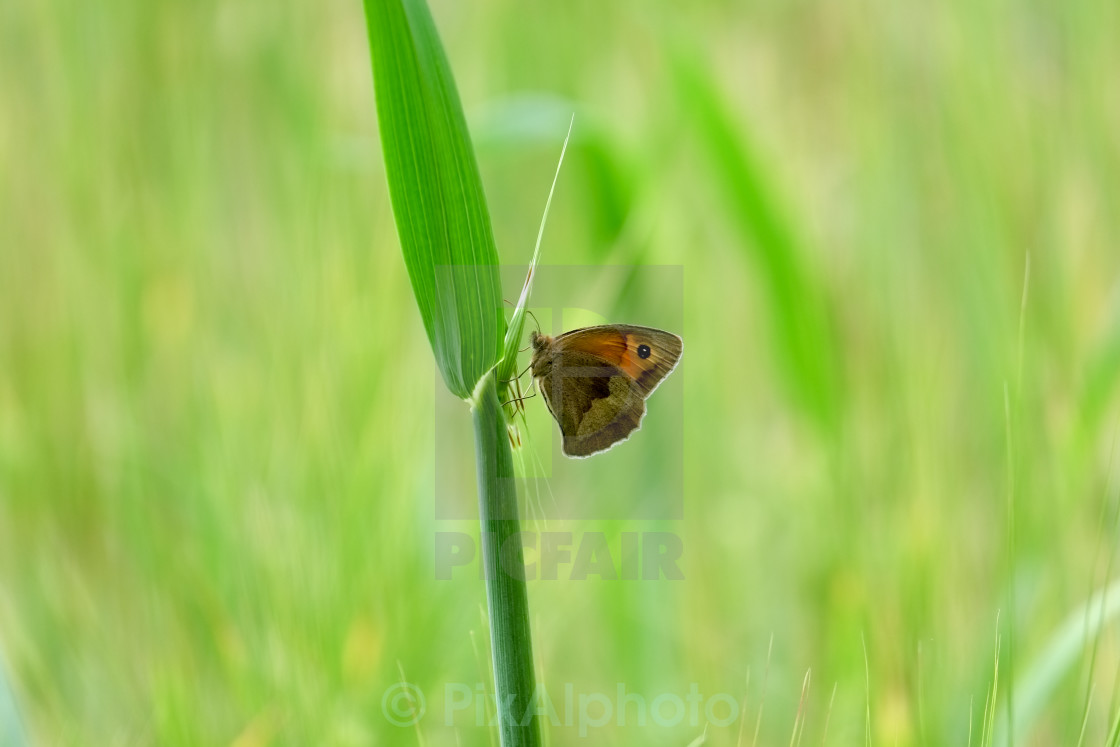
[{"left": 528, "top": 325, "right": 683, "bottom": 458}]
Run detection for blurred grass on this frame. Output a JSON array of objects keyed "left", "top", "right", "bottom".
[{"left": 2, "top": 0, "right": 1120, "bottom": 744}]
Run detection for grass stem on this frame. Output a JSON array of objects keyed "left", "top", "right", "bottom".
[{"left": 472, "top": 370, "right": 540, "bottom": 746}]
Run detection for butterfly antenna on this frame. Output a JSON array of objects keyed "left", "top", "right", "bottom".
[
  {"left": 502, "top": 298, "right": 539, "bottom": 338},
  {"left": 501, "top": 379, "right": 538, "bottom": 408},
  {"left": 500, "top": 361, "right": 534, "bottom": 384}
]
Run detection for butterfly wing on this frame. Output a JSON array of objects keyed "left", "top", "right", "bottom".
[
  {"left": 537, "top": 350, "right": 646, "bottom": 458},
  {"left": 537, "top": 326, "right": 682, "bottom": 458},
  {"left": 553, "top": 325, "right": 683, "bottom": 396}
]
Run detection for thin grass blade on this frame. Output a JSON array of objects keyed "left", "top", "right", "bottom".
[{"left": 497, "top": 117, "right": 574, "bottom": 387}]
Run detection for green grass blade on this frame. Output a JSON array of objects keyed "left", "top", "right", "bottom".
[
  {"left": 363, "top": 0, "right": 503, "bottom": 399},
  {"left": 862, "top": 633, "right": 872, "bottom": 747},
  {"left": 983, "top": 619, "right": 1001, "bottom": 747},
  {"left": 364, "top": 3, "right": 539, "bottom": 745},
  {"left": 686, "top": 725, "right": 709, "bottom": 746},
  {"left": 0, "top": 652, "right": 28, "bottom": 747},
  {"left": 995, "top": 579, "right": 1120, "bottom": 746},
  {"left": 1078, "top": 308, "right": 1120, "bottom": 444},
  {"left": 1108, "top": 706, "right": 1120, "bottom": 747},
  {"left": 472, "top": 371, "right": 540, "bottom": 746},
  {"left": 670, "top": 50, "right": 842, "bottom": 430},
  {"left": 496, "top": 116, "right": 573, "bottom": 387}
]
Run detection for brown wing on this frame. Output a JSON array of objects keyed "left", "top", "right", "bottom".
[
  {"left": 537, "top": 348, "right": 648, "bottom": 458},
  {"left": 553, "top": 325, "right": 683, "bottom": 396}
]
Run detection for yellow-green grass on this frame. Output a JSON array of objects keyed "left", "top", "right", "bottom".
[{"left": 2, "top": 0, "right": 1120, "bottom": 744}]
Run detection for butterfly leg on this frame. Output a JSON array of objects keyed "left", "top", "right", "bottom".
[{"left": 501, "top": 377, "right": 538, "bottom": 408}]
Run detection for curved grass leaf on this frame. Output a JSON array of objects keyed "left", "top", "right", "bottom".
[
  {"left": 670, "top": 49, "right": 842, "bottom": 431},
  {"left": 364, "top": 0, "right": 503, "bottom": 399},
  {"left": 994, "top": 578, "right": 1120, "bottom": 746}
]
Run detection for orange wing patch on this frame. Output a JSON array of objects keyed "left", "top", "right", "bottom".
[
  {"left": 618, "top": 333, "right": 658, "bottom": 380},
  {"left": 556, "top": 329, "right": 662, "bottom": 381},
  {"left": 557, "top": 329, "right": 626, "bottom": 363}
]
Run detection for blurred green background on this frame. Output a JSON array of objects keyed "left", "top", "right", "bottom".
[{"left": 3, "top": 0, "right": 1120, "bottom": 744}]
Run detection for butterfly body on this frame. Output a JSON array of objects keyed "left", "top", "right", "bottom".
[{"left": 529, "top": 325, "right": 683, "bottom": 458}]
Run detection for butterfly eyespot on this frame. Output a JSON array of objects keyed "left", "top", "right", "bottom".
[{"left": 637, "top": 344, "right": 651, "bottom": 359}]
